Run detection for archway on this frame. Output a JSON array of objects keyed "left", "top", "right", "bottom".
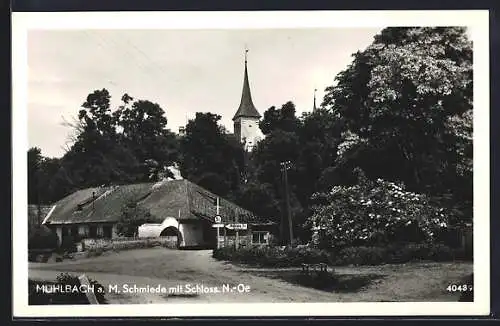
[{"left": 160, "top": 226, "right": 182, "bottom": 248}]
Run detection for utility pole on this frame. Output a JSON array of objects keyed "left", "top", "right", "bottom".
[
  {"left": 280, "top": 160, "right": 293, "bottom": 246},
  {"left": 235, "top": 211, "right": 240, "bottom": 250},
  {"left": 216, "top": 197, "right": 220, "bottom": 249}
]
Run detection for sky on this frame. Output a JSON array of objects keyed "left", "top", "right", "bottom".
[{"left": 28, "top": 28, "right": 382, "bottom": 158}]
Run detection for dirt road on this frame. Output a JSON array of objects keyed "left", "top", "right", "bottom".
[
  {"left": 29, "top": 247, "right": 471, "bottom": 303},
  {"left": 29, "top": 248, "right": 340, "bottom": 303}
]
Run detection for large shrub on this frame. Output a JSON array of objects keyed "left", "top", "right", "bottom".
[
  {"left": 60, "top": 234, "right": 82, "bottom": 253},
  {"left": 115, "top": 201, "right": 155, "bottom": 237},
  {"left": 28, "top": 225, "right": 59, "bottom": 250},
  {"left": 307, "top": 170, "right": 449, "bottom": 250},
  {"left": 213, "top": 242, "right": 470, "bottom": 267},
  {"left": 213, "top": 245, "right": 330, "bottom": 267},
  {"left": 29, "top": 272, "right": 107, "bottom": 305},
  {"left": 331, "top": 243, "right": 470, "bottom": 266}
]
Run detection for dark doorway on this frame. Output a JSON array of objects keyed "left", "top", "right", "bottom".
[
  {"left": 70, "top": 225, "right": 79, "bottom": 237},
  {"left": 103, "top": 225, "right": 113, "bottom": 239},
  {"left": 160, "top": 226, "right": 182, "bottom": 248}
]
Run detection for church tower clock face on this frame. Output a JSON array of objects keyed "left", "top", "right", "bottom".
[{"left": 232, "top": 48, "right": 263, "bottom": 151}]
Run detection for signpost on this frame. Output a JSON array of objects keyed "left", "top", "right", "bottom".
[
  {"left": 225, "top": 223, "right": 247, "bottom": 230},
  {"left": 215, "top": 198, "right": 221, "bottom": 249}
]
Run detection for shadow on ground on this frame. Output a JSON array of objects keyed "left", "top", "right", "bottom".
[
  {"left": 252, "top": 270, "right": 386, "bottom": 293},
  {"left": 162, "top": 292, "right": 199, "bottom": 300}
]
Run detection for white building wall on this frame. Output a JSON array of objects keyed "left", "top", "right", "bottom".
[
  {"left": 237, "top": 117, "right": 263, "bottom": 151},
  {"left": 137, "top": 223, "right": 164, "bottom": 238},
  {"left": 137, "top": 217, "right": 205, "bottom": 247}
]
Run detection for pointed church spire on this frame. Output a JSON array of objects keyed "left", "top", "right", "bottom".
[
  {"left": 313, "top": 88, "right": 318, "bottom": 111},
  {"left": 232, "top": 47, "right": 261, "bottom": 121}
]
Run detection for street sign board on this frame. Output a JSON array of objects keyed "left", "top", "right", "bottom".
[
  {"left": 225, "top": 223, "right": 247, "bottom": 230},
  {"left": 212, "top": 223, "right": 225, "bottom": 228},
  {"left": 214, "top": 215, "right": 222, "bottom": 223}
]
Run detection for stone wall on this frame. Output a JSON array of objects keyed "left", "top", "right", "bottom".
[{"left": 81, "top": 236, "right": 178, "bottom": 251}]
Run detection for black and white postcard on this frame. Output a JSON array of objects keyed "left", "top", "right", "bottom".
[{"left": 12, "top": 10, "right": 490, "bottom": 317}]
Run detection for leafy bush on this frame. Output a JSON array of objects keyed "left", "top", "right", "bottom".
[
  {"left": 214, "top": 242, "right": 471, "bottom": 267},
  {"left": 115, "top": 200, "right": 155, "bottom": 237},
  {"left": 332, "top": 243, "right": 471, "bottom": 266},
  {"left": 428, "top": 243, "right": 455, "bottom": 261},
  {"left": 214, "top": 245, "right": 330, "bottom": 267},
  {"left": 308, "top": 170, "right": 449, "bottom": 249},
  {"left": 29, "top": 273, "right": 107, "bottom": 305},
  {"left": 60, "top": 234, "right": 81, "bottom": 253},
  {"left": 28, "top": 226, "right": 59, "bottom": 250}
]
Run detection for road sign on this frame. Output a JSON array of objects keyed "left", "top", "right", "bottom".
[
  {"left": 226, "top": 223, "right": 247, "bottom": 230},
  {"left": 212, "top": 223, "right": 224, "bottom": 228},
  {"left": 214, "top": 215, "right": 221, "bottom": 223}
]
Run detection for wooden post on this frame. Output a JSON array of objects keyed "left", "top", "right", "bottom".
[
  {"left": 78, "top": 274, "right": 99, "bottom": 304},
  {"left": 216, "top": 197, "right": 220, "bottom": 249},
  {"left": 284, "top": 163, "right": 293, "bottom": 246},
  {"left": 235, "top": 213, "right": 239, "bottom": 250}
]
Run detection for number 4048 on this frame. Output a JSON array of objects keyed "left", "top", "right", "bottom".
[{"left": 447, "top": 284, "right": 472, "bottom": 292}]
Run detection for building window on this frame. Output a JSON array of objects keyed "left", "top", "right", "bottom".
[
  {"left": 81, "top": 226, "right": 89, "bottom": 238},
  {"left": 103, "top": 225, "right": 113, "bottom": 239},
  {"left": 252, "top": 231, "right": 268, "bottom": 245}
]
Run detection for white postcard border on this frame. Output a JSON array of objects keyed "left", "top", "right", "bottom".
[{"left": 12, "top": 10, "right": 490, "bottom": 317}]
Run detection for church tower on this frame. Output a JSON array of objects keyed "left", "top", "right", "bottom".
[
  {"left": 313, "top": 88, "right": 318, "bottom": 111},
  {"left": 233, "top": 48, "right": 262, "bottom": 152}
]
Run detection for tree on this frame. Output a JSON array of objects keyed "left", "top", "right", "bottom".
[
  {"left": 259, "top": 101, "right": 301, "bottom": 135},
  {"left": 296, "top": 108, "right": 344, "bottom": 199},
  {"left": 322, "top": 27, "right": 472, "bottom": 220},
  {"left": 115, "top": 201, "right": 155, "bottom": 237},
  {"left": 79, "top": 89, "right": 116, "bottom": 137},
  {"left": 28, "top": 147, "right": 43, "bottom": 205},
  {"left": 179, "top": 112, "right": 245, "bottom": 196},
  {"left": 250, "top": 102, "right": 306, "bottom": 243},
  {"left": 233, "top": 181, "right": 281, "bottom": 224},
  {"left": 115, "top": 98, "right": 179, "bottom": 178}
]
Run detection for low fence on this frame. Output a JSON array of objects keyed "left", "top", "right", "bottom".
[
  {"left": 80, "top": 236, "right": 178, "bottom": 252},
  {"left": 218, "top": 233, "right": 275, "bottom": 247}
]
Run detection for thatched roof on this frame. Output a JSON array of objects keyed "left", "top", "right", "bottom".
[{"left": 44, "top": 179, "right": 258, "bottom": 225}]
